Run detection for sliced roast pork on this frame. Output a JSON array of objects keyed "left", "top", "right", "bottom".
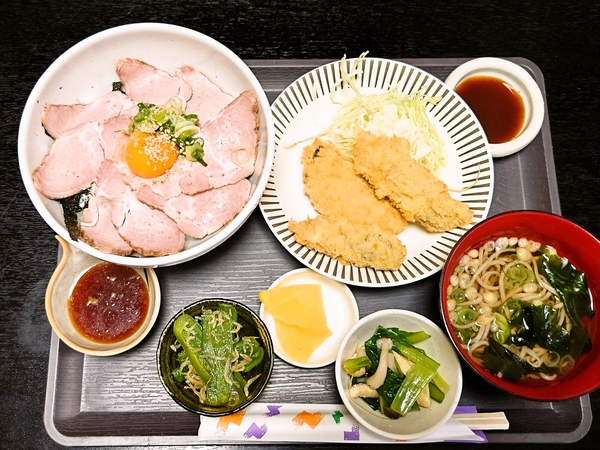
[
  {"left": 117, "top": 90, "right": 259, "bottom": 204},
  {"left": 33, "top": 121, "right": 105, "bottom": 199},
  {"left": 136, "top": 178, "right": 252, "bottom": 239},
  {"left": 178, "top": 90, "right": 259, "bottom": 195},
  {"left": 99, "top": 114, "right": 132, "bottom": 160},
  {"left": 117, "top": 193, "right": 186, "bottom": 257},
  {"left": 175, "top": 65, "right": 234, "bottom": 125},
  {"left": 80, "top": 160, "right": 185, "bottom": 257},
  {"left": 41, "top": 91, "right": 138, "bottom": 140},
  {"left": 117, "top": 58, "right": 193, "bottom": 106},
  {"left": 34, "top": 58, "right": 260, "bottom": 258},
  {"left": 80, "top": 195, "right": 133, "bottom": 256}
]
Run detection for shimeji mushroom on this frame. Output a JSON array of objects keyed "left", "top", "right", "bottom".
[
  {"left": 348, "top": 383, "right": 379, "bottom": 398},
  {"left": 366, "top": 337, "right": 393, "bottom": 389}
]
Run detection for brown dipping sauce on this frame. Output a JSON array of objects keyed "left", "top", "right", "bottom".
[
  {"left": 455, "top": 75, "right": 525, "bottom": 144},
  {"left": 68, "top": 262, "right": 149, "bottom": 343}
]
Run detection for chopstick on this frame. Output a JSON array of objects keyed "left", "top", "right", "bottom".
[{"left": 453, "top": 412, "right": 510, "bottom": 430}]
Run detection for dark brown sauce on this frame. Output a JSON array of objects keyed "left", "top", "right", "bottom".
[
  {"left": 68, "top": 262, "right": 149, "bottom": 343},
  {"left": 455, "top": 75, "right": 525, "bottom": 144}
]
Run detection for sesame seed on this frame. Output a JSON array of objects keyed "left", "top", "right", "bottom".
[{"left": 143, "top": 133, "right": 176, "bottom": 163}]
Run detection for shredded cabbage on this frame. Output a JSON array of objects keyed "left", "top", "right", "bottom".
[{"left": 324, "top": 53, "right": 447, "bottom": 174}]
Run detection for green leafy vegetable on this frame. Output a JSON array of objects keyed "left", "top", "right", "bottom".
[
  {"left": 538, "top": 247, "right": 593, "bottom": 360},
  {"left": 390, "top": 362, "right": 437, "bottom": 416},
  {"left": 343, "top": 356, "right": 372, "bottom": 375},
  {"left": 376, "top": 368, "right": 405, "bottom": 407},
  {"left": 429, "top": 382, "right": 446, "bottom": 403},
  {"left": 348, "top": 325, "right": 448, "bottom": 419}
]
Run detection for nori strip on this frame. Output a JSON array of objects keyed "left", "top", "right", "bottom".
[{"left": 58, "top": 188, "right": 91, "bottom": 241}]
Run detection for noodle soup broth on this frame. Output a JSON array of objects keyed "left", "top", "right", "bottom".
[
  {"left": 445, "top": 236, "right": 593, "bottom": 385},
  {"left": 439, "top": 211, "right": 600, "bottom": 400}
]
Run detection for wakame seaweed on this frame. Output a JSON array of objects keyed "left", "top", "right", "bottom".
[
  {"left": 481, "top": 339, "right": 560, "bottom": 381},
  {"left": 537, "top": 248, "right": 594, "bottom": 357},
  {"left": 59, "top": 188, "right": 90, "bottom": 240},
  {"left": 481, "top": 248, "right": 594, "bottom": 379}
]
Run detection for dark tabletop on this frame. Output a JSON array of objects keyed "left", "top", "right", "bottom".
[{"left": 1, "top": 0, "right": 599, "bottom": 449}]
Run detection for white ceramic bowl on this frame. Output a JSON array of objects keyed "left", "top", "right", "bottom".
[
  {"left": 46, "top": 236, "right": 160, "bottom": 356},
  {"left": 335, "top": 309, "right": 462, "bottom": 441},
  {"left": 18, "top": 23, "right": 274, "bottom": 267},
  {"left": 445, "top": 57, "right": 544, "bottom": 158}
]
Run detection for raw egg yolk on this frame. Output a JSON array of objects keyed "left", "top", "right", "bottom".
[{"left": 124, "top": 130, "right": 180, "bottom": 178}]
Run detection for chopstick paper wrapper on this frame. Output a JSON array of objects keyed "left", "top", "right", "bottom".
[{"left": 198, "top": 403, "right": 508, "bottom": 444}]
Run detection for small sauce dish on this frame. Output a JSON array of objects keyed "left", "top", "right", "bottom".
[
  {"left": 45, "top": 236, "right": 161, "bottom": 356},
  {"left": 445, "top": 57, "right": 545, "bottom": 158}
]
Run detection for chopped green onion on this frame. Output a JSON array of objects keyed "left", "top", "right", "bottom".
[
  {"left": 129, "top": 97, "right": 206, "bottom": 166},
  {"left": 492, "top": 312, "right": 510, "bottom": 343},
  {"left": 450, "top": 287, "right": 467, "bottom": 303},
  {"left": 455, "top": 306, "right": 478, "bottom": 325}
]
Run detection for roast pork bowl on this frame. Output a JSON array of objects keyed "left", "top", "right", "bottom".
[
  {"left": 440, "top": 210, "right": 600, "bottom": 401},
  {"left": 18, "top": 23, "right": 275, "bottom": 267}
]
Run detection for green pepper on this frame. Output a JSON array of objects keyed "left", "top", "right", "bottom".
[
  {"left": 201, "top": 307, "right": 235, "bottom": 406},
  {"left": 218, "top": 303, "right": 238, "bottom": 322},
  {"left": 231, "top": 371, "right": 248, "bottom": 404},
  {"left": 172, "top": 314, "right": 211, "bottom": 383},
  {"left": 171, "top": 367, "right": 185, "bottom": 383},
  {"left": 234, "top": 337, "right": 265, "bottom": 372}
]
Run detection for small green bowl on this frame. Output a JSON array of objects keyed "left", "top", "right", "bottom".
[{"left": 157, "top": 298, "right": 274, "bottom": 416}]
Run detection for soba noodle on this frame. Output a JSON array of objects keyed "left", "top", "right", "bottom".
[{"left": 446, "top": 237, "right": 576, "bottom": 381}]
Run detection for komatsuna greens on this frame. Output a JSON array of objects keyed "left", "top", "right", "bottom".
[{"left": 343, "top": 325, "right": 450, "bottom": 419}]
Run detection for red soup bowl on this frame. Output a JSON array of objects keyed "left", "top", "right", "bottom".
[{"left": 440, "top": 210, "right": 599, "bottom": 401}]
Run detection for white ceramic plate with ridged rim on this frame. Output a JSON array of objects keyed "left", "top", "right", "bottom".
[
  {"left": 18, "top": 23, "right": 275, "bottom": 268},
  {"left": 259, "top": 57, "right": 494, "bottom": 287},
  {"left": 259, "top": 268, "right": 359, "bottom": 368}
]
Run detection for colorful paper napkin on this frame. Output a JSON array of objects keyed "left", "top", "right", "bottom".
[{"left": 198, "top": 403, "right": 487, "bottom": 444}]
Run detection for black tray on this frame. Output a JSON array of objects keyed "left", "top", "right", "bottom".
[{"left": 44, "top": 58, "right": 591, "bottom": 446}]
